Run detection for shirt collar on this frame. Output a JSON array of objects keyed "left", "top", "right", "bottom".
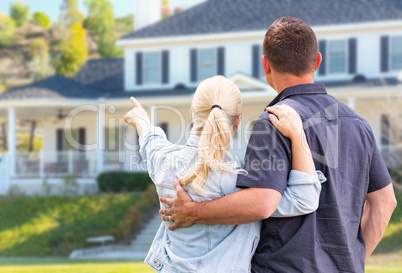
[{"left": 267, "top": 83, "right": 327, "bottom": 107}]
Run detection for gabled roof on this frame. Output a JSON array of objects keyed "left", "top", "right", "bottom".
[
  {"left": 0, "top": 75, "right": 99, "bottom": 100},
  {"left": 73, "top": 58, "right": 124, "bottom": 91},
  {"left": 121, "top": 0, "right": 402, "bottom": 40}
]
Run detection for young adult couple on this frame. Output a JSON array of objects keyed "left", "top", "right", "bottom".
[{"left": 124, "top": 17, "right": 396, "bottom": 273}]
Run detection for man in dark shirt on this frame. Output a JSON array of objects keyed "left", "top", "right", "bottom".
[{"left": 160, "top": 17, "right": 397, "bottom": 272}]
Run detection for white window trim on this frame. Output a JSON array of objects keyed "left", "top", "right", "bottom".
[
  {"left": 197, "top": 48, "right": 217, "bottom": 82},
  {"left": 390, "top": 35, "right": 402, "bottom": 72},
  {"left": 143, "top": 51, "right": 162, "bottom": 85},
  {"left": 326, "top": 39, "right": 348, "bottom": 75}
]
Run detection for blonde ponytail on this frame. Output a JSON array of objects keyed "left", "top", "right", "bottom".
[{"left": 179, "top": 76, "right": 245, "bottom": 194}]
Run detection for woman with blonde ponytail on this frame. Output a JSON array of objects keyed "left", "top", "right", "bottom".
[{"left": 124, "top": 76, "right": 326, "bottom": 273}]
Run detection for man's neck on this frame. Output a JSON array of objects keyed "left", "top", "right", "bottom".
[{"left": 272, "top": 72, "right": 315, "bottom": 94}]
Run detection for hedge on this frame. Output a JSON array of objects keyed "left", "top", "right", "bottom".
[
  {"left": 388, "top": 167, "right": 402, "bottom": 185},
  {"left": 97, "top": 172, "right": 153, "bottom": 193}
]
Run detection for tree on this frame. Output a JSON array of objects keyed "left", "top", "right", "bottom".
[
  {"left": 10, "top": 1, "right": 30, "bottom": 27},
  {"left": 0, "top": 11, "right": 16, "bottom": 47},
  {"left": 60, "top": 0, "right": 84, "bottom": 28},
  {"left": 56, "top": 23, "right": 88, "bottom": 77},
  {"left": 31, "top": 11, "right": 51, "bottom": 28},
  {"left": 28, "top": 38, "right": 49, "bottom": 59},
  {"left": 85, "top": 0, "right": 123, "bottom": 58}
]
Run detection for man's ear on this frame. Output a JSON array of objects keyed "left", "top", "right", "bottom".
[
  {"left": 233, "top": 114, "right": 241, "bottom": 131},
  {"left": 262, "top": 55, "right": 271, "bottom": 75},
  {"left": 315, "top": 52, "right": 323, "bottom": 72}
]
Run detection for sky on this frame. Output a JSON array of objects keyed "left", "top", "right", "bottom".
[{"left": 0, "top": 0, "right": 206, "bottom": 21}]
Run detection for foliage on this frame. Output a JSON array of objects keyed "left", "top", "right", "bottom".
[
  {"left": 97, "top": 172, "right": 153, "bottom": 193},
  {"left": 85, "top": 0, "right": 123, "bottom": 58},
  {"left": 56, "top": 23, "right": 88, "bottom": 77},
  {"left": 0, "top": 11, "right": 16, "bottom": 47},
  {"left": 31, "top": 11, "right": 51, "bottom": 28},
  {"left": 60, "top": 0, "right": 84, "bottom": 27},
  {"left": 28, "top": 38, "right": 49, "bottom": 59},
  {"left": 28, "top": 55, "right": 56, "bottom": 80},
  {"left": 10, "top": 1, "right": 30, "bottom": 27},
  {"left": 0, "top": 185, "right": 157, "bottom": 257},
  {"left": 115, "top": 15, "right": 134, "bottom": 33},
  {"left": 389, "top": 167, "right": 402, "bottom": 185}
]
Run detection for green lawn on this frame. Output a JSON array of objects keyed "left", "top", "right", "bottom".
[{"left": 0, "top": 259, "right": 400, "bottom": 273}]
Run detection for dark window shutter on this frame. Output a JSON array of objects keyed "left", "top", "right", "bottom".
[
  {"left": 162, "top": 50, "right": 169, "bottom": 84},
  {"left": 380, "top": 36, "right": 389, "bottom": 73},
  {"left": 190, "top": 49, "right": 197, "bottom": 82},
  {"left": 136, "top": 52, "right": 143, "bottom": 85},
  {"left": 252, "top": 45, "right": 260, "bottom": 78},
  {"left": 160, "top": 122, "right": 168, "bottom": 138},
  {"left": 318, "top": 40, "right": 326, "bottom": 76},
  {"left": 56, "top": 129, "right": 63, "bottom": 151},
  {"left": 78, "top": 128, "right": 86, "bottom": 150},
  {"left": 348, "top": 38, "right": 357, "bottom": 74},
  {"left": 217, "top": 47, "right": 225, "bottom": 76}
]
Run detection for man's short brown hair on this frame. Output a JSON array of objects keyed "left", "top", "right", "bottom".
[{"left": 263, "top": 17, "right": 318, "bottom": 77}]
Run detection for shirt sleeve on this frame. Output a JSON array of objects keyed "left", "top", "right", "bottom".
[
  {"left": 368, "top": 142, "right": 392, "bottom": 193},
  {"left": 236, "top": 113, "right": 292, "bottom": 195},
  {"left": 139, "top": 126, "right": 176, "bottom": 181},
  {"left": 271, "top": 170, "right": 327, "bottom": 217}
]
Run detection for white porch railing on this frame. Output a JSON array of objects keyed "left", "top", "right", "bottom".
[{"left": 13, "top": 150, "right": 144, "bottom": 178}]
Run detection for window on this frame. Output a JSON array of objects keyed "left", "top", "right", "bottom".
[
  {"left": 391, "top": 36, "right": 402, "bottom": 71},
  {"left": 328, "top": 40, "right": 347, "bottom": 74},
  {"left": 143, "top": 52, "right": 161, "bottom": 84},
  {"left": 198, "top": 49, "right": 216, "bottom": 80},
  {"left": 160, "top": 122, "right": 169, "bottom": 138}
]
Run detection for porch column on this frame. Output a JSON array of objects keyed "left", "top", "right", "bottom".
[
  {"left": 8, "top": 108, "right": 16, "bottom": 177},
  {"left": 348, "top": 97, "right": 356, "bottom": 111},
  {"left": 97, "top": 103, "right": 105, "bottom": 174},
  {"left": 150, "top": 106, "right": 158, "bottom": 126}
]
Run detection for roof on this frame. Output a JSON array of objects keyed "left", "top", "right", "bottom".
[
  {"left": 73, "top": 58, "right": 125, "bottom": 91},
  {"left": 121, "top": 0, "right": 402, "bottom": 40},
  {"left": 0, "top": 75, "right": 99, "bottom": 100}
]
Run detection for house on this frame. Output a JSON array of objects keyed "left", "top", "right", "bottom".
[{"left": 0, "top": 0, "right": 401, "bottom": 195}]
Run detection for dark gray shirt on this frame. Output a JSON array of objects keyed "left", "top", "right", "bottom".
[{"left": 237, "top": 83, "right": 391, "bottom": 273}]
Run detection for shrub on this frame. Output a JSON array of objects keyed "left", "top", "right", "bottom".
[
  {"left": 31, "top": 11, "right": 51, "bottom": 28},
  {"left": 0, "top": 11, "right": 16, "bottom": 47},
  {"left": 28, "top": 38, "right": 49, "bottom": 59},
  {"left": 388, "top": 167, "right": 402, "bottom": 185},
  {"left": 97, "top": 172, "right": 153, "bottom": 193},
  {"left": 10, "top": 1, "right": 30, "bottom": 27}
]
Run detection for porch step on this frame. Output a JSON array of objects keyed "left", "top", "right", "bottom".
[{"left": 130, "top": 211, "right": 162, "bottom": 252}]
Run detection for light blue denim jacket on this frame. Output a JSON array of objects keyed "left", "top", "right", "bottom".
[{"left": 139, "top": 126, "right": 326, "bottom": 273}]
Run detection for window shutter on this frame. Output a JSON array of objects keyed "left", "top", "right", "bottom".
[
  {"left": 252, "top": 45, "right": 260, "bottom": 78},
  {"left": 136, "top": 52, "right": 143, "bottom": 85},
  {"left": 78, "top": 128, "right": 86, "bottom": 150},
  {"left": 160, "top": 122, "right": 168, "bottom": 138},
  {"left": 318, "top": 40, "right": 326, "bottom": 76},
  {"left": 162, "top": 50, "right": 169, "bottom": 84},
  {"left": 190, "top": 49, "right": 197, "bottom": 82},
  {"left": 56, "top": 129, "right": 63, "bottom": 151},
  {"left": 380, "top": 36, "right": 389, "bottom": 73},
  {"left": 217, "top": 47, "right": 225, "bottom": 76},
  {"left": 348, "top": 38, "right": 357, "bottom": 74}
]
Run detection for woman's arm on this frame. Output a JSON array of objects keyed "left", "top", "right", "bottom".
[
  {"left": 267, "top": 104, "right": 325, "bottom": 217},
  {"left": 124, "top": 97, "right": 173, "bottom": 180}
]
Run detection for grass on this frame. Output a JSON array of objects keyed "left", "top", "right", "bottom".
[
  {"left": 0, "top": 259, "right": 400, "bottom": 273},
  {"left": 0, "top": 185, "right": 157, "bottom": 257}
]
